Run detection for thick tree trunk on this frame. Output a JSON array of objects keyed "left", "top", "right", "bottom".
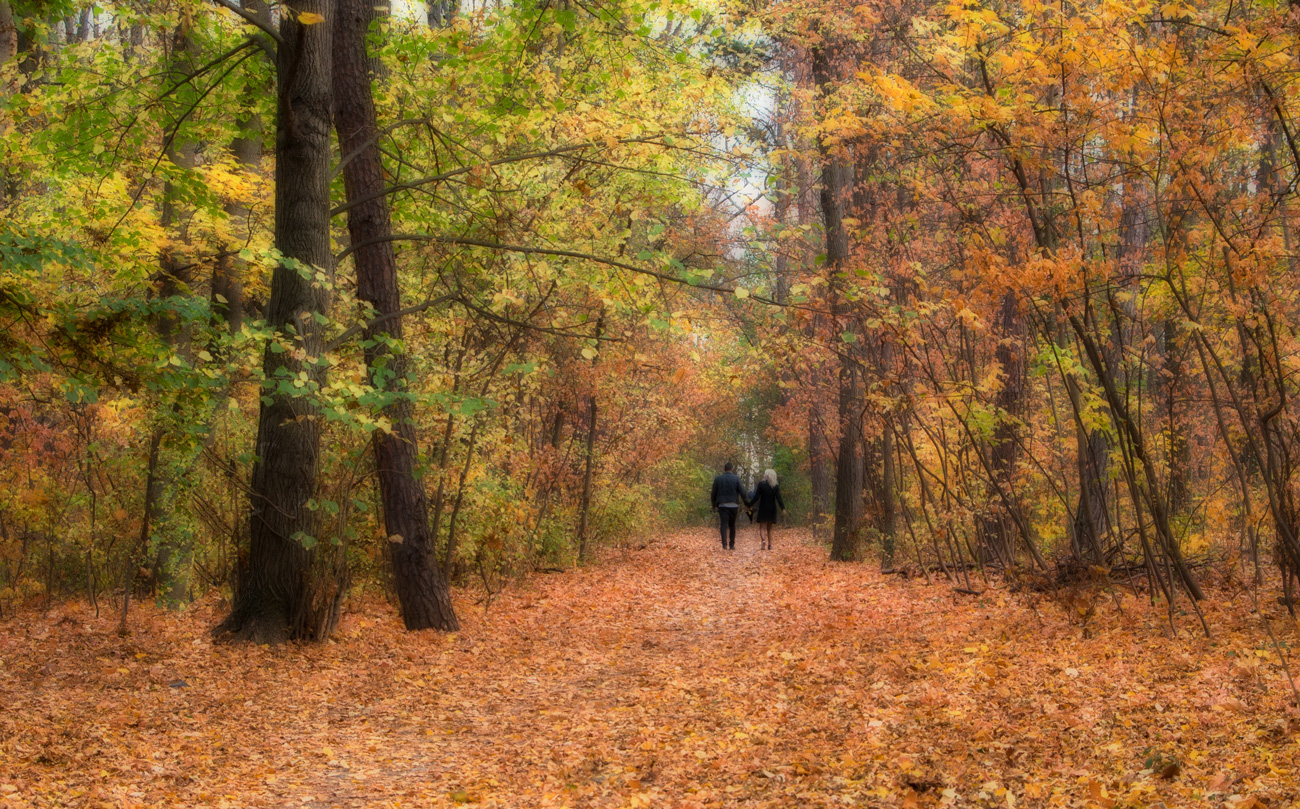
[
  {"left": 427, "top": 0, "right": 458, "bottom": 27},
  {"left": 812, "top": 45, "right": 862, "bottom": 561},
  {"left": 830, "top": 366, "right": 863, "bottom": 561},
  {"left": 0, "top": 1, "right": 16, "bottom": 66},
  {"left": 1067, "top": 372, "right": 1110, "bottom": 562},
  {"left": 333, "top": 0, "right": 457, "bottom": 631},
  {"left": 982, "top": 291, "right": 1023, "bottom": 563},
  {"left": 217, "top": 0, "right": 337, "bottom": 644}
]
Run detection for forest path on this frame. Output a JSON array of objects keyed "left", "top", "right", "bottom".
[
  {"left": 305, "top": 525, "right": 821, "bottom": 807},
  {"left": 4, "top": 527, "right": 1300, "bottom": 808}
]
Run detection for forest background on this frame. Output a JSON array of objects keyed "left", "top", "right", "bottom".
[{"left": 2, "top": 0, "right": 1300, "bottom": 644}]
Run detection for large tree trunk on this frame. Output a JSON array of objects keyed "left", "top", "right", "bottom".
[
  {"left": 982, "top": 291, "right": 1023, "bottom": 564},
  {"left": 333, "top": 0, "right": 458, "bottom": 631},
  {"left": 829, "top": 366, "right": 863, "bottom": 561},
  {"left": 812, "top": 45, "right": 862, "bottom": 561},
  {"left": 427, "top": 0, "right": 458, "bottom": 27},
  {"left": 0, "top": 1, "right": 17, "bottom": 66},
  {"left": 217, "top": 0, "right": 337, "bottom": 644}
]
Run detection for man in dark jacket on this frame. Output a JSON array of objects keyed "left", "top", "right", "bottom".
[{"left": 710, "top": 462, "right": 748, "bottom": 550}]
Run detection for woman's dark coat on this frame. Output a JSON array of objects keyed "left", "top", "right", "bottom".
[{"left": 748, "top": 480, "right": 785, "bottom": 523}]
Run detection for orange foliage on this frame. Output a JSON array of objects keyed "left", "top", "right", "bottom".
[{"left": 3, "top": 530, "right": 1298, "bottom": 807}]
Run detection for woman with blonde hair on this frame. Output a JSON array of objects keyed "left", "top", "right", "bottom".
[{"left": 747, "top": 468, "right": 785, "bottom": 550}]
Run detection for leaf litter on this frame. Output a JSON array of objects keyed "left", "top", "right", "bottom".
[{"left": 2, "top": 528, "right": 1299, "bottom": 808}]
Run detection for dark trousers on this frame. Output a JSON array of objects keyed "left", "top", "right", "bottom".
[{"left": 718, "top": 507, "right": 738, "bottom": 548}]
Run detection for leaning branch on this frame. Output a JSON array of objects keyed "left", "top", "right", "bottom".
[
  {"left": 336, "top": 233, "right": 787, "bottom": 306},
  {"left": 212, "top": 0, "right": 285, "bottom": 46},
  {"left": 328, "top": 135, "right": 710, "bottom": 218}
]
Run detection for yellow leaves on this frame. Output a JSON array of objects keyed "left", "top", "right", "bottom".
[
  {"left": 198, "top": 162, "right": 259, "bottom": 208},
  {"left": 297, "top": 11, "right": 326, "bottom": 24},
  {"left": 490, "top": 289, "right": 526, "bottom": 310},
  {"left": 870, "top": 73, "right": 935, "bottom": 116}
]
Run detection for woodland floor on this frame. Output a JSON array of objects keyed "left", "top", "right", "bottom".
[{"left": 3, "top": 528, "right": 1300, "bottom": 808}]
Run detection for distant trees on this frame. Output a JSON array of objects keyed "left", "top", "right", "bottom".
[{"left": 757, "top": 0, "right": 1300, "bottom": 617}]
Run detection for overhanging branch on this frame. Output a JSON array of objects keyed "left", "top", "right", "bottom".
[
  {"left": 335, "top": 233, "right": 788, "bottom": 306},
  {"left": 328, "top": 135, "right": 712, "bottom": 218},
  {"left": 212, "top": 0, "right": 285, "bottom": 46}
]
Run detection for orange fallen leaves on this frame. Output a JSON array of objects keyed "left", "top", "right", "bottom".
[{"left": 2, "top": 528, "right": 1300, "bottom": 807}]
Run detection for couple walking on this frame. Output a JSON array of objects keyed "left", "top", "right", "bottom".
[{"left": 710, "top": 462, "right": 785, "bottom": 551}]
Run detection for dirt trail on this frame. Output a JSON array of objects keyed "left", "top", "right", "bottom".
[{"left": 3, "top": 526, "right": 1300, "bottom": 808}]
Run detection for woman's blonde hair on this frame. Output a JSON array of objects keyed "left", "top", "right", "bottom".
[{"left": 763, "top": 469, "right": 778, "bottom": 487}]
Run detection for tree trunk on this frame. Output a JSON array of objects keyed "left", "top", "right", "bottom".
[
  {"left": 216, "top": 0, "right": 337, "bottom": 644},
  {"left": 808, "top": 413, "right": 832, "bottom": 529},
  {"left": 982, "top": 291, "right": 1023, "bottom": 563},
  {"left": 214, "top": 0, "right": 268, "bottom": 336},
  {"left": 333, "top": 0, "right": 457, "bottom": 631},
  {"left": 878, "top": 419, "right": 897, "bottom": 563},
  {"left": 0, "top": 1, "right": 17, "bottom": 66},
  {"left": 76, "top": 7, "right": 91, "bottom": 42},
  {"left": 830, "top": 366, "right": 863, "bottom": 561},
  {"left": 812, "top": 44, "right": 861, "bottom": 561},
  {"left": 576, "top": 316, "right": 603, "bottom": 562},
  {"left": 146, "top": 21, "right": 202, "bottom": 611},
  {"left": 427, "top": 0, "right": 458, "bottom": 27}
]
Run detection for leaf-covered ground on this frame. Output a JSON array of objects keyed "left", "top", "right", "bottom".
[{"left": 2, "top": 527, "right": 1299, "bottom": 808}]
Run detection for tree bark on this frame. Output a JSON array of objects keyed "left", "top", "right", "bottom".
[
  {"left": 982, "top": 291, "right": 1023, "bottom": 563},
  {"left": 576, "top": 316, "right": 603, "bottom": 562},
  {"left": 830, "top": 366, "right": 863, "bottom": 561},
  {"left": 145, "top": 20, "right": 202, "bottom": 611},
  {"left": 214, "top": 0, "right": 270, "bottom": 336},
  {"left": 333, "top": 0, "right": 457, "bottom": 631},
  {"left": 0, "top": 1, "right": 16, "bottom": 66},
  {"left": 217, "top": 0, "right": 337, "bottom": 644},
  {"left": 427, "top": 0, "right": 458, "bottom": 27},
  {"left": 812, "top": 44, "right": 862, "bottom": 561}
]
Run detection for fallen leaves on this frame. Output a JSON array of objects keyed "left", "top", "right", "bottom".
[{"left": 2, "top": 528, "right": 1300, "bottom": 807}]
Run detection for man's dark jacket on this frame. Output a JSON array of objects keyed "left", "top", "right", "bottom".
[{"left": 711, "top": 472, "right": 748, "bottom": 508}]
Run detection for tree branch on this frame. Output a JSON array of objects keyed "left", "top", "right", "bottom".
[
  {"left": 212, "top": 0, "right": 285, "bottom": 46},
  {"left": 325, "top": 294, "right": 457, "bottom": 351},
  {"left": 328, "top": 135, "right": 703, "bottom": 218},
  {"left": 335, "top": 233, "right": 789, "bottom": 306}
]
